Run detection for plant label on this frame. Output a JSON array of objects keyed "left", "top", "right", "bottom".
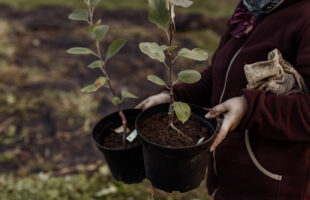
[{"left": 126, "top": 129, "right": 138, "bottom": 142}]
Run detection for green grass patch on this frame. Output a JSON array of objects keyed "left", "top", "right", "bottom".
[{"left": 0, "top": 165, "right": 213, "bottom": 200}]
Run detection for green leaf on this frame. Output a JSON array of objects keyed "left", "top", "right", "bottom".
[
  {"left": 178, "top": 48, "right": 208, "bottom": 61},
  {"left": 178, "top": 70, "right": 201, "bottom": 84},
  {"left": 174, "top": 101, "right": 191, "bottom": 124},
  {"left": 94, "top": 76, "right": 106, "bottom": 89},
  {"left": 86, "top": 19, "right": 101, "bottom": 31},
  {"left": 169, "top": 0, "right": 193, "bottom": 8},
  {"left": 106, "top": 39, "right": 127, "bottom": 61},
  {"left": 86, "top": 24, "right": 98, "bottom": 32},
  {"left": 88, "top": 60, "right": 103, "bottom": 69},
  {"left": 93, "top": 25, "right": 109, "bottom": 41},
  {"left": 91, "top": 0, "right": 101, "bottom": 8},
  {"left": 81, "top": 85, "right": 97, "bottom": 93},
  {"left": 166, "top": 46, "right": 178, "bottom": 51},
  {"left": 67, "top": 47, "right": 94, "bottom": 55},
  {"left": 147, "top": 75, "right": 166, "bottom": 86},
  {"left": 148, "top": 0, "right": 170, "bottom": 31},
  {"left": 139, "top": 42, "right": 168, "bottom": 63},
  {"left": 68, "top": 9, "right": 89, "bottom": 22},
  {"left": 112, "top": 97, "right": 121, "bottom": 106},
  {"left": 121, "top": 90, "right": 138, "bottom": 99}
]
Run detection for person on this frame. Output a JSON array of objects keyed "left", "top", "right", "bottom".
[{"left": 136, "top": 0, "right": 310, "bottom": 199}]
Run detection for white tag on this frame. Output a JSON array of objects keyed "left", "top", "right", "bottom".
[
  {"left": 197, "top": 137, "right": 205, "bottom": 145},
  {"left": 126, "top": 129, "right": 138, "bottom": 142}
]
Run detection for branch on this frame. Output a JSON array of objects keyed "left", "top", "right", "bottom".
[{"left": 85, "top": 1, "right": 128, "bottom": 143}]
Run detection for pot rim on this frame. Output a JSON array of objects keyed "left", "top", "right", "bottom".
[
  {"left": 92, "top": 108, "right": 142, "bottom": 151},
  {"left": 135, "top": 103, "right": 217, "bottom": 150}
]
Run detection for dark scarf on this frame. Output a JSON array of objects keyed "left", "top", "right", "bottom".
[
  {"left": 229, "top": 0, "right": 284, "bottom": 38},
  {"left": 243, "top": 0, "right": 284, "bottom": 16}
]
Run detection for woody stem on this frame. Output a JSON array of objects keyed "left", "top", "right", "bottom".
[{"left": 87, "top": 1, "right": 128, "bottom": 146}]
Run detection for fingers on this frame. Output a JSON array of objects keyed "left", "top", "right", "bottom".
[
  {"left": 135, "top": 97, "right": 160, "bottom": 111},
  {"left": 135, "top": 92, "right": 170, "bottom": 111},
  {"left": 210, "top": 115, "right": 231, "bottom": 152},
  {"left": 205, "top": 96, "right": 249, "bottom": 152},
  {"left": 205, "top": 103, "right": 227, "bottom": 119}
]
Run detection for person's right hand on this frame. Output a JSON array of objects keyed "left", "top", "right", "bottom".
[{"left": 135, "top": 91, "right": 170, "bottom": 111}]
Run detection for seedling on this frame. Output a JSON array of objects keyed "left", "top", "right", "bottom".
[
  {"left": 67, "top": 0, "right": 138, "bottom": 145},
  {"left": 139, "top": 0, "right": 208, "bottom": 135}
]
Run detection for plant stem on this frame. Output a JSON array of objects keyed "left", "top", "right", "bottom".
[
  {"left": 86, "top": 0, "right": 128, "bottom": 146},
  {"left": 167, "top": 3, "right": 184, "bottom": 136},
  {"left": 87, "top": 0, "right": 93, "bottom": 25},
  {"left": 168, "top": 2, "right": 175, "bottom": 117}
]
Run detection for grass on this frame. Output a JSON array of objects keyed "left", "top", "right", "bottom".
[{"left": 0, "top": 165, "right": 212, "bottom": 200}]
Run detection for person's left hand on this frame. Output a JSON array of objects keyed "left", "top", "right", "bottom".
[{"left": 205, "top": 96, "right": 248, "bottom": 152}]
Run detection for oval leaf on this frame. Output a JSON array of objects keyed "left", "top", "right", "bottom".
[
  {"left": 148, "top": 0, "right": 170, "bottom": 31},
  {"left": 81, "top": 84, "right": 97, "bottom": 93},
  {"left": 106, "top": 39, "right": 127, "bottom": 61},
  {"left": 94, "top": 76, "right": 106, "bottom": 89},
  {"left": 121, "top": 90, "right": 138, "bottom": 99},
  {"left": 178, "top": 48, "right": 208, "bottom": 61},
  {"left": 139, "top": 42, "right": 168, "bottom": 63},
  {"left": 94, "top": 25, "right": 109, "bottom": 41},
  {"left": 147, "top": 75, "right": 166, "bottom": 86},
  {"left": 68, "top": 9, "right": 89, "bottom": 21},
  {"left": 174, "top": 101, "right": 191, "bottom": 124},
  {"left": 112, "top": 97, "right": 121, "bottom": 106},
  {"left": 88, "top": 60, "right": 103, "bottom": 69},
  {"left": 67, "top": 47, "right": 94, "bottom": 55},
  {"left": 169, "top": 0, "right": 193, "bottom": 8},
  {"left": 178, "top": 70, "right": 201, "bottom": 84}
]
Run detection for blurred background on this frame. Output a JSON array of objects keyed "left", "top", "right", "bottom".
[{"left": 0, "top": 0, "right": 239, "bottom": 199}]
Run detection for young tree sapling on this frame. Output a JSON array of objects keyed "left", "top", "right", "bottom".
[
  {"left": 139, "top": 0, "right": 208, "bottom": 136},
  {"left": 67, "top": 0, "right": 138, "bottom": 145}
]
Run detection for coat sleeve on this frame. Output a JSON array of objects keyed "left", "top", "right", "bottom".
[{"left": 239, "top": 21, "right": 310, "bottom": 142}]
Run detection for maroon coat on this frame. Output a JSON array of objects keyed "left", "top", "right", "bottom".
[{"left": 173, "top": 0, "right": 310, "bottom": 199}]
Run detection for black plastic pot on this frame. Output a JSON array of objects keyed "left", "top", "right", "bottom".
[
  {"left": 92, "top": 109, "right": 145, "bottom": 184},
  {"left": 136, "top": 103, "right": 217, "bottom": 193}
]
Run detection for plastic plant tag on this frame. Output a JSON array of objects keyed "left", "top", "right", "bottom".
[
  {"left": 126, "top": 129, "right": 138, "bottom": 142},
  {"left": 197, "top": 137, "right": 205, "bottom": 145}
]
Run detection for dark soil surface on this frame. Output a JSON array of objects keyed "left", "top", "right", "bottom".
[
  {"left": 102, "top": 125, "right": 140, "bottom": 149},
  {"left": 139, "top": 113, "right": 210, "bottom": 147}
]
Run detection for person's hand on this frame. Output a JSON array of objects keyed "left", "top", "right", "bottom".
[
  {"left": 136, "top": 91, "right": 170, "bottom": 111},
  {"left": 205, "top": 95, "right": 248, "bottom": 152}
]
